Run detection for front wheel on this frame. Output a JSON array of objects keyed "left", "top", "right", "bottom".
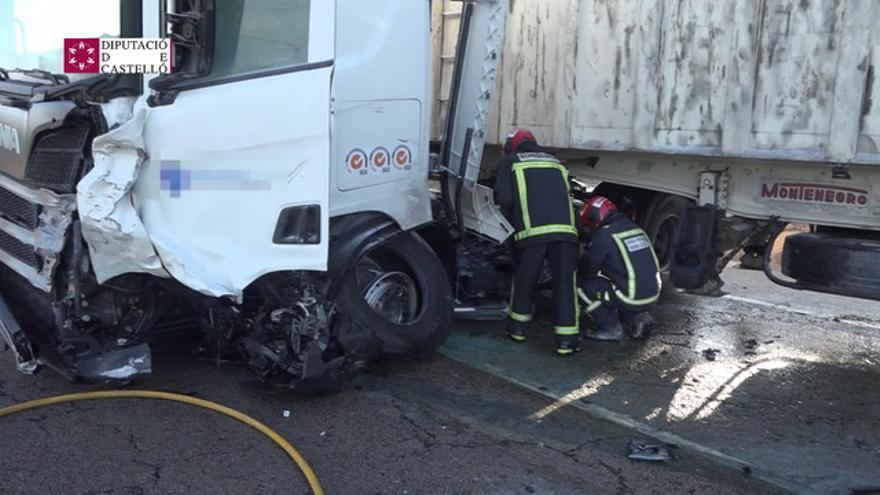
[{"left": 336, "top": 232, "right": 453, "bottom": 358}]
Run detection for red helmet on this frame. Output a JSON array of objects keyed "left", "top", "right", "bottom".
[
  {"left": 503, "top": 128, "right": 536, "bottom": 154},
  {"left": 580, "top": 196, "right": 618, "bottom": 229}
]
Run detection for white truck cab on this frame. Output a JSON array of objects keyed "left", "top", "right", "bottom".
[{"left": 0, "top": 0, "right": 509, "bottom": 387}]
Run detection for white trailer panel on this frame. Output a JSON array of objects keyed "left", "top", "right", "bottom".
[{"left": 433, "top": 0, "right": 880, "bottom": 165}]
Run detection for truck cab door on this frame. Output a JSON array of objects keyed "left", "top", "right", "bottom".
[
  {"left": 440, "top": 0, "right": 512, "bottom": 243},
  {"left": 137, "top": 1, "right": 334, "bottom": 297}
]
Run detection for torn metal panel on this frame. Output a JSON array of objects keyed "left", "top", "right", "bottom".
[
  {"left": 74, "top": 342, "right": 152, "bottom": 381},
  {"left": 77, "top": 109, "right": 168, "bottom": 283},
  {"left": 99, "top": 96, "right": 137, "bottom": 130}
]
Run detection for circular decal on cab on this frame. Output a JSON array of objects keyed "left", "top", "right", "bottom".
[
  {"left": 392, "top": 145, "right": 412, "bottom": 170},
  {"left": 346, "top": 148, "right": 368, "bottom": 175},
  {"left": 371, "top": 147, "right": 391, "bottom": 172}
]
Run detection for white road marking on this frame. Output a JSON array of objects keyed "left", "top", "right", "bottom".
[
  {"left": 442, "top": 351, "right": 823, "bottom": 495},
  {"left": 717, "top": 294, "right": 880, "bottom": 331}
]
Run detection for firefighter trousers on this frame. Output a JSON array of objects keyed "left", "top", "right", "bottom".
[
  {"left": 578, "top": 276, "right": 653, "bottom": 328},
  {"left": 509, "top": 241, "right": 579, "bottom": 341}
]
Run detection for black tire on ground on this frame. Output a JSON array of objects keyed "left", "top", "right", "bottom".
[
  {"left": 642, "top": 194, "right": 694, "bottom": 272},
  {"left": 782, "top": 233, "right": 880, "bottom": 299},
  {"left": 336, "top": 231, "right": 454, "bottom": 358}
]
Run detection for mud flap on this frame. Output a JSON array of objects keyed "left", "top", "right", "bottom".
[{"left": 670, "top": 206, "right": 719, "bottom": 289}]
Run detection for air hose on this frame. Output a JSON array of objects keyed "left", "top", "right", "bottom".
[{"left": 0, "top": 390, "right": 325, "bottom": 495}]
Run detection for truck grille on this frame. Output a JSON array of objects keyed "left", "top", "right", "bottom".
[
  {"left": 25, "top": 126, "right": 90, "bottom": 193},
  {"left": 0, "top": 229, "right": 40, "bottom": 270},
  {"left": 0, "top": 188, "right": 39, "bottom": 230}
]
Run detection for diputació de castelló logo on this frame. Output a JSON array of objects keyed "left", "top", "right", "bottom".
[
  {"left": 64, "top": 38, "right": 101, "bottom": 73},
  {"left": 63, "top": 38, "right": 172, "bottom": 75}
]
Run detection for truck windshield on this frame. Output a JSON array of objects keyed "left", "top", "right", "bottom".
[{"left": 0, "top": 0, "right": 121, "bottom": 82}]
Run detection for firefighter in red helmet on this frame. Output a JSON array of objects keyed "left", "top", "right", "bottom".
[
  {"left": 493, "top": 129, "right": 580, "bottom": 355},
  {"left": 577, "top": 196, "right": 660, "bottom": 340}
]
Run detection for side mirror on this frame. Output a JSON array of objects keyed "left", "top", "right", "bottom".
[{"left": 148, "top": 0, "right": 214, "bottom": 105}]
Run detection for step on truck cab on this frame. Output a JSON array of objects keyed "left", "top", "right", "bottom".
[{"left": 0, "top": 0, "right": 510, "bottom": 388}]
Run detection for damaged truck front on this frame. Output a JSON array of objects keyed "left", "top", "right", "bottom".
[{"left": 0, "top": 0, "right": 506, "bottom": 390}]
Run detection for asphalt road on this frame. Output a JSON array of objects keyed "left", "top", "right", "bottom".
[
  {"left": 445, "top": 263, "right": 880, "bottom": 495},
  {"left": 0, "top": 264, "right": 874, "bottom": 494},
  {"left": 0, "top": 349, "right": 767, "bottom": 494}
]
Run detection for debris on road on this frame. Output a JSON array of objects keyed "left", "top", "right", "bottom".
[
  {"left": 702, "top": 348, "right": 721, "bottom": 361},
  {"left": 626, "top": 439, "right": 674, "bottom": 462},
  {"left": 282, "top": 410, "right": 291, "bottom": 418}
]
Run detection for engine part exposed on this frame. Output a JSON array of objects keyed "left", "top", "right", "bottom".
[
  {"left": 456, "top": 233, "right": 514, "bottom": 304},
  {"left": 191, "top": 273, "right": 361, "bottom": 393}
]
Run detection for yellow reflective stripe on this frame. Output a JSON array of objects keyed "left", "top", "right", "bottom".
[
  {"left": 512, "top": 160, "right": 576, "bottom": 242},
  {"left": 614, "top": 289, "right": 659, "bottom": 306},
  {"left": 611, "top": 229, "right": 647, "bottom": 300},
  {"left": 578, "top": 289, "right": 602, "bottom": 312},
  {"left": 577, "top": 288, "right": 592, "bottom": 304},
  {"left": 511, "top": 161, "right": 567, "bottom": 174},
  {"left": 509, "top": 311, "right": 532, "bottom": 322},
  {"left": 557, "top": 348, "right": 576, "bottom": 355},
  {"left": 515, "top": 224, "right": 578, "bottom": 241},
  {"left": 555, "top": 326, "right": 579, "bottom": 336},
  {"left": 514, "top": 167, "right": 532, "bottom": 232},
  {"left": 564, "top": 169, "right": 575, "bottom": 227}
]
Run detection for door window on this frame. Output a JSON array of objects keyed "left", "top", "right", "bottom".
[{"left": 209, "top": 0, "right": 310, "bottom": 80}]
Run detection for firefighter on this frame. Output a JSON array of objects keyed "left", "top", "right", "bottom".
[
  {"left": 577, "top": 196, "right": 660, "bottom": 341},
  {"left": 493, "top": 128, "right": 580, "bottom": 355}
]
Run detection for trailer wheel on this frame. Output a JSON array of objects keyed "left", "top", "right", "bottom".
[
  {"left": 643, "top": 194, "right": 694, "bottom": 271},
  {"left": 782, "top": 233, "right": 880, "bottom": 300},
  {"left": 336, "top": 232, "right": 453, "bottom": 358}
]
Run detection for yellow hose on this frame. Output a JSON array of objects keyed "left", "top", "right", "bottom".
[{"left": 0, "top": 390, "right": 324, "bottom": 495}]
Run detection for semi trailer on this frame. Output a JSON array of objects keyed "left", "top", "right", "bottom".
[{"left": 434, "top": 0, "right": 880, "bottom": 298}]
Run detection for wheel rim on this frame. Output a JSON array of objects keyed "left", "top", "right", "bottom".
[
  {"left": 362, "top": 271, "right": 419, "bottom": 324},
  {"left": 653, "top": 215, "right": 679, "bottom": 269}
]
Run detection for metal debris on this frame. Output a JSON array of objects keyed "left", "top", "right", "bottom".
[
  {"left": 626, "top": 439, "right": 674, "bottom": 463},
  {"left": 702, "top": 348, "right": 721, "bottom": 361}
]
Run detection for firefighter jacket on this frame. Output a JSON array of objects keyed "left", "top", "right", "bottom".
[
  {"left": 493, "top": 142, "right": 577, "bottom": 248},
  {"left": 579, "top": 213, "right": 662, "bottom": 307}
]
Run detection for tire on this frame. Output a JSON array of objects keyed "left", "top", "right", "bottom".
[
  {"left": 336, "top": 231, "right": 453, "bottom": 357},
  {"left": 782, "top": 233, "right": 880, "bottom": 299},
  {"left": 642, "top": 194, "right": 694, "bottom": 272}
]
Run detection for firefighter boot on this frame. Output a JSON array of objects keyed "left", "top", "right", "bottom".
[
  {"left": 585, "top": 321, "right": 625, "bottom": 341},
  {"left": 556, "top": 336, "right": 581, "bottom": 356},
  {"left": 629, "top": 312, "right": 655, "bottom": 340},
  {"left": 507, "top": 320, "right": 528, "bottom": 342}
]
